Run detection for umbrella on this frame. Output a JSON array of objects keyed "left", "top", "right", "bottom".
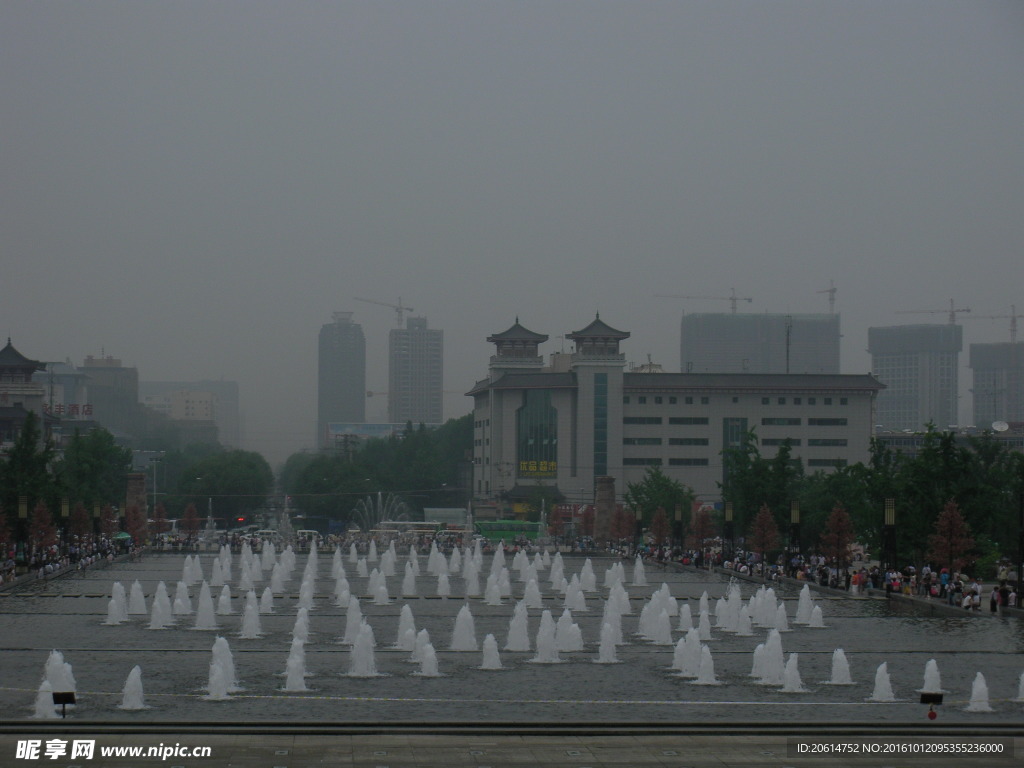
[{"left": 112, "top": 531, "right": 132, "bottom": 540}]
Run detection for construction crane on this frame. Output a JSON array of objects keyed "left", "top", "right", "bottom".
[
  {"left": 963, "top": 304, "right": 1023, "bottom": 343},
  {"left": 817, "top": 280, "right": 837, "bottom": 314},
  {"left": 654, "top": 288, "right": 753, "bottom": 314},
  {"left": 353, "top": 296, "right": 414, "bottom": 327},
  {"left": 895, "top": 298, "right": 970, "bottom": 324}
]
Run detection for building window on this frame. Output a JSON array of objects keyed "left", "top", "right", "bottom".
[
  {"left": 668, "top": 397, "right": 677, "bottom": 404},
  {"left": 808, "top": 398, "right": 816, "bottom": 405},
  {"left": 808, "top": 438, "right": 848, "bottom": 446},
  {"left": 668, "top": 458, "right": 710, "bottom": 466},
  {"left": 808, "top": 418, "right": 847, "bottom": 426},
  {"left": 824, "top": 398, "right": 832, "bottom": 405},
  {"left": 654, "top": 396, "right": 663, "bottom": 404},
  {"left": 624, "top": 416, "right": 663, "bottom": 425},
  {"left": 840, "top": 397, "right": 848, "bottom": 405},
  {"left": 778, "top": 397, "right": 786, "bottom": 405},
  {"left": 762, "top": 438, "right": 801, "bottom": 446},
  {"left": 762, "top": 397, "right": 769, "bottom": 405},
  {"left": 638, "top": 396, "right": 647, "bottom": 404},
  {"left": 594, "top": 373, "right": 608, "bottom": 476},
  {"left": 622, "top": 396, "right": 630, "bottom": 404},
  {"left": 685, "top": 397, "right": 693, "bottom": 405},
  {"left": 516, "top": 390, "right": 557, "bottom": 478},
  {"left": 761, "top": 417, "right": 801, "bottom": 426},
  {"left": 624, "top": 457, "right": 663, "bottom": 466},
  {"left": 732, "top": 396, "right": 739, "bottom": 403},
  {"left": 808, "top": 458, "right": 848, "bottom": 468},
  {"left": 701, "top": 397, "right": 709, "bottom": 405},
  {"left": 669, "top": 437, "right": 709, "bottom": 446},
  {"left": 623, "top": 437, "right": 662, "bottom": 445},
  {"left": 794, "top": 397, "right": 802, "bottom": 405},
  {"left": 669, "top": 417, "right": 709, "bottom": 425}
]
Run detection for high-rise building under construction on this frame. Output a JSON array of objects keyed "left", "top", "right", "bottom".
[
  {"left": 389, "top": 316, "right": 443, "bottom": 425},
  {"left": 868, "top": 324, "right": 962, "bottom": 431},
  {"left": 317, "top": 312, "right": 365, "bottom": 447},
  {"left": 679, "top": 313, "right": 840, "bottom": 374}
]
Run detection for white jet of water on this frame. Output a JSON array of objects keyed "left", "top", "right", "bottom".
[
  {"left": 965, "top": 672, "right": 993, "bottom": 712},
  {"left": 282, "top": 640, "right": 308, "bottom": 692},
  {"left": 691, "top": 645, "right": 720, "bottom": 685},
  {"left": 450, "top": 604, "right": 478, "bottom": 651},
  {"left": 259, "top": 587, "right": 274, "bottom": 614},
  {"left": 780, "top": 653, "right": 808, "bottom": 692},
  {"left": 918, "top": 658, "right": 944, "bottom": 693},
  {"left": 193, "top": 582, "right": 219, "bottom": 630},
  {"left": 119, "top": 666, "right": 147, "bottom": 710},
  {"left": 504, "top": 601, "right": 531, "bottom": 652},
  {"left": 128, "top": 581, "right": 147, "bottom": 615},
  {"left": 414, "top": 644, "right": 441, "bottom": 677},
  {"left": 240, "top": 602, "right": 262, "bottom": 639},
  {"left": 594, "top": 622, "right": 620, "bottom": 664},
  {"left": 868, "top": 662, "right": 897, "bottom": 702},
  {"left": 347, "top": 622, "right": 380, "bottom": 677},
  {"left": 531, "top": 610, "right": 561, "bottom": 663},
  {"left": 480, "top": 633, "right": 503, "bottom": 670},
  {"left": 33, "top": 680, "right": 58, "bottom": 719},
  {"left": 824, "top": 648, "right": 855, "bottom": 685}
]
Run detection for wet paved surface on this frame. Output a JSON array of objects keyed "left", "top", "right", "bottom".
[{"left": 2, "top": 551, "right": 1022, "bottom": 766}]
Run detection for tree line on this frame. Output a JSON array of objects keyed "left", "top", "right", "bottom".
[
  {"left": 0, "top": 412, "right": 273, "bottom": 559},
  {"left": 279, "top": 415, "right": 473, "bottom": 531},
  {"left": 718, "top": 427, "right": 1024, "bottom": 574}
]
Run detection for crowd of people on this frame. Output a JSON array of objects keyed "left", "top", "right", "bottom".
[{"left": 0, "top": 534, "right": 130, "bottom": 587}]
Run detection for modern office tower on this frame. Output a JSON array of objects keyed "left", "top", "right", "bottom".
[
  {"left": 318, "top": 312, "right": 366, "bottom": 447},
  {"left": 388, "top": 316, "right": 443, "bottom": 425},
  {"left": 679, "top": 313, "right": 840, "bottom": 374},
  {"left": 79, "top": 353, "right": 141, "bottom": 438},
  {"left": 868, "top": 324, "right": 962, "bottom": 431},
  {"left": 970, "top": 342, "right": 1024, "bottom": 428}
]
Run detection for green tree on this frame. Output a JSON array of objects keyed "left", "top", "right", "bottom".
[
  {"left": 625, "top": 467, "right": 695, "bottom": 531},
  {"left": 55, "top": 427, "right": 132, "bottom": 510},
  {"left": 0, "top": 411, "right": 55, "bottom": 516},
  {"left": 180, "top": 450, "right": 273, "bottom": 525}
]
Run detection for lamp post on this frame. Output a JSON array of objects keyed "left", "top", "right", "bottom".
[
  {"left": 1016, "top": 490, "right": 1023, "bottom": 590},
  {"left": 723, "top": 502, "right": 734, "bottom": 561},
  {"left": 634, "top": 507, "right": 644, "bottom": 555},
  {"left": 883, "top": 498, "right": 896, "bottom": 573},
  {"left": 148, "top": 456, "right": 162, "bottom": 519},
  {"left": 789, "top": 501, "right": 801, "bottom": 567}
]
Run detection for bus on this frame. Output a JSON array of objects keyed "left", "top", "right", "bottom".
[
  {"left": 474, "top": 519, "right": 543, "bottom": 543},
  {"left": 368, "top": 520, "right": 445, "bottom": 540}
]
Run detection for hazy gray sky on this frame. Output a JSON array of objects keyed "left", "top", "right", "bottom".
[{"left": 4, "top": 2, "right": 1022, "bottom": 465}]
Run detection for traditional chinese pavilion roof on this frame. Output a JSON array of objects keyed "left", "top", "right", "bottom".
[
  {"left": 486, "top": 318, "right": 549, "bottom": 344},
  {"left": 0, "top": 339, "right": 45, "bottom": 372},
  {"left": 567, "top": 314, "right": 630, "bottom": 341}
]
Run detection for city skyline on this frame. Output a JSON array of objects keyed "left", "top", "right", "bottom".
[{"left": 3, "top": 2, "right": 1021, "bottom": 465}]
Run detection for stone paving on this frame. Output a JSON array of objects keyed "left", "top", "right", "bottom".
[{"left": 1, "top": 550, "right": 1022, "bottom": 766}]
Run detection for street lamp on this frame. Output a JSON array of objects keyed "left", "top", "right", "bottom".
[
  {"left": 883, "top": 498, "right": 897, "bottom": 573},
  {"left": 789, "top": 501, "right": 801, "bottom": 559}
]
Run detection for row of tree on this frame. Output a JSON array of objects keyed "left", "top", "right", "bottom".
[
  {"left": 280, "top": 416, "right": 473, "bottom": 530},
  {"left": 712, "top": 428, "right": 1022, "bottom": 573},
  {"left": 0, "top": 412, "right": 274, "bottom": 556}
]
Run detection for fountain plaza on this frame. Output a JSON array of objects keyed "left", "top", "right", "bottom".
[{"left": 1, "top": 542, "right": 1022, "bottom": 766}]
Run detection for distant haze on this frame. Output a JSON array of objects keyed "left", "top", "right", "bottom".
[{"left": 3, "top": 2, "right": 1022, "bottom": 465}]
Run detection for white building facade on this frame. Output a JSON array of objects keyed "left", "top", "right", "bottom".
[{"left": 470, "top": 317, "right": 883, "bottom": 505}]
